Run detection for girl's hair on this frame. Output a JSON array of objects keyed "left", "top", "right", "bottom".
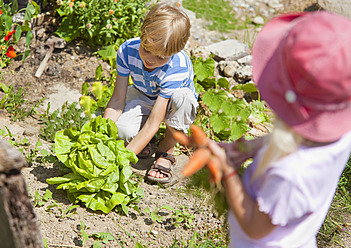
[
  {"left": 140, "top": 3, "right": 191, "bottom": 57},
  {"left": 251, "top": 118, "right": 304, "bottom": 182}
]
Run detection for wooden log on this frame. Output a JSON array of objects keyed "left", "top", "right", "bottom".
[{"left": 0, "top": 140, "right": 44, "bottom": 248}]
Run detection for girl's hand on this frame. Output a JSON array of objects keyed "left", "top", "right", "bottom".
[
  {"left": 218, "top": 137, "right": 266, "bottom": 170},
  {"left": 207, "top": 140, "right": 233, "bottom": 174}
]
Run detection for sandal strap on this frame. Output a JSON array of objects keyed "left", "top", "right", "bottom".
[
  {"left": 155, "top": 151, "right": 176, "bottom": 165},
  {"left": 151, "top": 163, "right": 173, "bottom": 173}
]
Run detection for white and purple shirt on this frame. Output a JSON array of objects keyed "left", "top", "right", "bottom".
[
  {"left": 116, "top": 37, "right": 197, "bottom": 100},
  {"left": 229, "top": 131, "right": 351, "bottom": 247}
]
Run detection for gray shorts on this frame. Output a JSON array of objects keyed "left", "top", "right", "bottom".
[{"left": 116, "top": 86, "right": 198, "bottom": 143}]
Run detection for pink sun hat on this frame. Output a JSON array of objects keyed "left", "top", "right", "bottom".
[{"left": 252, "top": 11, "right": 351, "bottom": 142}]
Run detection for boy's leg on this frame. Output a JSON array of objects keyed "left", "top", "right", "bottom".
[
  {"left": 148, "top": 88, "right": 198, "bottom": 179},
  {"left": 116, "top": 86, "right": 154, "bottom": 144}
]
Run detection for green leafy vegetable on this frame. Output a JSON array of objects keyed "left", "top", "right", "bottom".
[{"left": 47, "top": 116, "right": 143, "bottom": 214}]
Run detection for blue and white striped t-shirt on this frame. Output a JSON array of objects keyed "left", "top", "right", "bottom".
[{"left": 116, "top": 37, "right": 198, "bottom": 100}]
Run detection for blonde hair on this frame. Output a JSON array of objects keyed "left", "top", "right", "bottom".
[
  {"left": 140, "top": 3, "right": 191, "bottom": 57},
  {"left": 251, "top": 118, "right": 304, "bottom": 182}
]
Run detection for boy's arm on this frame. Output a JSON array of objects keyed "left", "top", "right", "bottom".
[
  {"left": 103, "top": 75, "right": 129, "bottom": 122},
  {"left": 126, "top": 96, "right": 169, "bottom": 155}
]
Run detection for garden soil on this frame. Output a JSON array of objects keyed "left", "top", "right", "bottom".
[{"left": 1, "top": 0, "right": 351, "bottom": 247}]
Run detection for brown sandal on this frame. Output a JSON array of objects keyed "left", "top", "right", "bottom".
[{"left": 146, "top": 151, "right": 176, "bottom": 184}]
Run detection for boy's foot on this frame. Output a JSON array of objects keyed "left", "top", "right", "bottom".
[{"left": 146, "top": 151, "right": 176, "bottom": 184}]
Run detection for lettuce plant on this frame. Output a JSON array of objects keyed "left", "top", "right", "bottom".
[{"left": 47, "top": 116, "right": 143, "bottom": 214}]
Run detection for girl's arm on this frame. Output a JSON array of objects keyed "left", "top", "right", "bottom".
[
  {"left": 126, "top": 95, "right": 169, "bottom": 155},
  {"left": 103, "top": 74, "right": 129, "bottom": 123},
  {"left": 208, "top": 141, "right": 277, "bottom": 239}
]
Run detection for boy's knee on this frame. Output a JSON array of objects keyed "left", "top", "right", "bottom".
[
  {"left": 165, "top": 88, "right": 198, "bottom": 132},
  {"left": 170, "top": 88, "right": 197, "bottom": 109}
]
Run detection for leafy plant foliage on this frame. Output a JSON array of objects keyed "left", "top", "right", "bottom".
[
  {"left": 39, "top": 101, "right": 89, "bottom": 143},
  {"left": 55, "top": 0, "right": 148, "bottom": 48},
  {"left": 192, "top": 56, "right": 269, "bottom": 142},
  {"left": 0, "top": 0, "right": 39, "bottom": 72},
  {"left": 47, "top": 116, "right": 144, "bottom": 214},
  {"left": 0, "top": 82, "right": 44, "bottom": 121}
]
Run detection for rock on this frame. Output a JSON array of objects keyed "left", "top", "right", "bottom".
[
  {"left": 218, "top": 61, "right": 240, "bottom": 78},
  {"left": 317, "top": 0, "right": 351, "bottom": 19},
  {"left": 235, "top": 65, "right": 252, "bottom": 83},
  {"left": 206, "top": 39, "right": 250, "bottom": 61},
  {"left": 253, "top": 16, "right": 265, "bottom": 25},
  {"left": 189, "top": 46, "right": 212, "bottom": 60},
  {"left": 265, "top": 0, "right": 283, "bottom": 9},
  {"left": 36, "top": 28, "right": 46, "bottom": 40},
  {"left": 238, "top": 55, "right": 253, "bottom": 65}
]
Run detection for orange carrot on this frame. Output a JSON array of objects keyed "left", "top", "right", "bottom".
[
  {"left": 190, "top": 125, "right": 208, "bottom": 147},
  {"left": 182, "top": 148, "right": 211, "bottom": 177},
  {"left": 207, "top": 157, "right": 222, "bottom": 186},
  {"left": 173, "top": 131, "right": 193, "bottom": 147}
]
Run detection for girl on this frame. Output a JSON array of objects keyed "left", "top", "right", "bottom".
[{"left": 208, "top": 11, "right": 351, "bottom": 247}]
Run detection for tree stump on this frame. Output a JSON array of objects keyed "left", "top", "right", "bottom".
[{"left": 0, "top": 140, "right": 44, "bottom": 248}]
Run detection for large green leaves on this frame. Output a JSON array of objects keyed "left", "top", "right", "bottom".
[
  {"left": 47, "top": 116, "right": 143, "bottom": 214},
  {"left": 202, "top": 89, "right": 251, "bottom": 141}
]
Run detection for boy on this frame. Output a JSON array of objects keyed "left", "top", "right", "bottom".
[{"left": 104, "top": 3, "right": 198, "bottom": 184}]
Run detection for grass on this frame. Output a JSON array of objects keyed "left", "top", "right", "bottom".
[
  {"left": 317, "top": 156, "right": 351, "bottom": 246},
  {"left": 182, "top": 0, "right": 251, "bottom": 32}
]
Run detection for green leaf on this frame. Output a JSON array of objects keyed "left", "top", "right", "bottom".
[
  {"left": 12, "top": 0, "right": 18, "bottom": 12},
  {"left": 14, "top": 25, "right": 22, "bottom": 42},
  {"left": 120, "top": 166, "right": 132, "bottom": 183},
  {"left": 200, "top": 77, "right": 216, "bottom": 90},
  {"left": 221, "top": 99, "right": 246, "bottom": 117},
  {"left": 56, "top": 17, "right": 80, "bottom": 42},
  {"left": 0, "top": 83, "right": 9, "bottom": 93},
  {"left": 95, "top": 65, "right": 104, "bottom": 80},
  {"left": 81, "top": 82, "right": 90, "bottom": 96},
  {"left": 80, "top": 96, "right": 96, "bottom": 115},
  {"left": 210, "top": 113, "right": 230, "bottom": 133},
  {"left": 47, "top": 173, "right": 84, "bottom": 184},
  {"left": 24, "top": 1, "right": 39, "bottom": 21},
  {"left": 232, "top": 82, "right": 258, "bottom": 93},
  {"left": 4, "top": 14, "right": 12, "bottom": 30},
  {"left": 193, "top": 57, "right": 215, "bottom": 81},
  {"left": 96, "top": 45, "right": 117, "bottom": 60},
  {"left": 41, "top": 149, "right": 49, "bottom": 157},
  {"left": 230, "top": 121, "right": 248, "bottom": 141},
  {"left": 42, "top": 189, "right": 53, "bottom": 201},
  {"left": 202, "top": 89, "right": 228, "bottom": 112},
  {"left": 161, "top": 205, "right": 174, "bottom": 211},
  {"left": 91, "top": 232, "right": 115, "bottom": 244},
  {"left": 25, "top": 29, "right": 33, "bottom": 47},
  {"left": 92, "top": 81, "right": 103, "bottom": 100},
  {"left": 217, "top": 77, "right": 230, "bottom": 90},
  {"left": 134, "top": 242, "right": 144, "bottom": 248}
]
